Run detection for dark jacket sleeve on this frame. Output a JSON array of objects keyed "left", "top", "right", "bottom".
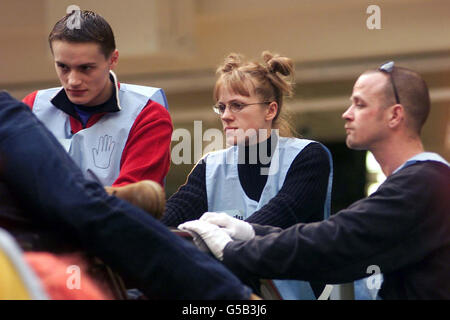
[
  {"left": 245, "top": 143, "right": 331, "bottom": 228},
  {"left": 162, "top": 161, "right": 208, "bottom": 227},
  {"left": 223, "top": 162, "right": 450, "bottom": 284}
]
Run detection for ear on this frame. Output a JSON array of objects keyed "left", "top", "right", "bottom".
[
  {"left": 387, "top": 104, "right": 404, "bottom": 128},
  {"left": 109, "top": 49, "right": 119, "bottom": 70},
  {"left": 265, "top": 101, "right": 278, "bottom": 122}
]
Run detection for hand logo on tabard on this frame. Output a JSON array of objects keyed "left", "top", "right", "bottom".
[{"left": 92, "top": 135, "right": 116, "bottom": 169}]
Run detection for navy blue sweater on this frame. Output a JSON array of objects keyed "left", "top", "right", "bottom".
[{"left": 223, "top": 161, "right": 450, "bottom": 299}]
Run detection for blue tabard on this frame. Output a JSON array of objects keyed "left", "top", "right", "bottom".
[
  {"left": 205, "top": 136, "right": 334, "bottom": 300},
  {"left": 31, "top": 72, "right": 168, "bottom": 186}
]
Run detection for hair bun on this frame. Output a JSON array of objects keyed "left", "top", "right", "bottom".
[
  {"left": 218, "top": 53, "right": 243, "bottom": 73},
  {"left": 262, "top": 51, "right": 293, "bottom": 77}
]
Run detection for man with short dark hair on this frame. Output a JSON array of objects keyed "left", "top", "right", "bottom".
[
  {"left": 180, "top": 63, "right": 450, "bottom": 299},
  {"left": 23, "top": 10, "right": 172, "bottom": 188}
]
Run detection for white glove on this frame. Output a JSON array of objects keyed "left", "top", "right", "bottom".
[
  {"left": 178, "top": 220, "right": 232, "bottom": 260},
  {"left": 200, "top": 212, "right": 255, "bottom": 241}
]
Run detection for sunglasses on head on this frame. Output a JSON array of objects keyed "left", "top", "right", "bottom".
[{"left": 378, "top": 61, "right": 400, "bottom": 104}]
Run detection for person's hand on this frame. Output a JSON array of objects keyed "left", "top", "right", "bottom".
[
  {"left": 200, "top": 212, "right": 255, "bottom": 241},
  {"left": 178, "top": 220, "right": 232, "bottom": 260}
]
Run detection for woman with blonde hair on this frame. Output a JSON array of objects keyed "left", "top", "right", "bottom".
[{"left": 163, "top": 51, "right": 333, "bottom": 299}]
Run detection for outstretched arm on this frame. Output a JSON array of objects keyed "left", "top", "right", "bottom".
[{"left": 223, "top": 164, "right": 450, "bottom": 286}]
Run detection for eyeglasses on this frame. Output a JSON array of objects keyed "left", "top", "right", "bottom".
[
  {"left": 212, "top": 101, "right": 271, "bottom": 115},
  {"left": 378, "top": 61, "right": 400, "bottom": 104}
]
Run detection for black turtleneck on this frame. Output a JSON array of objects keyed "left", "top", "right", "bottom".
[{"left": 237, "top": 134, "right": 275, "bottom": 201}]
